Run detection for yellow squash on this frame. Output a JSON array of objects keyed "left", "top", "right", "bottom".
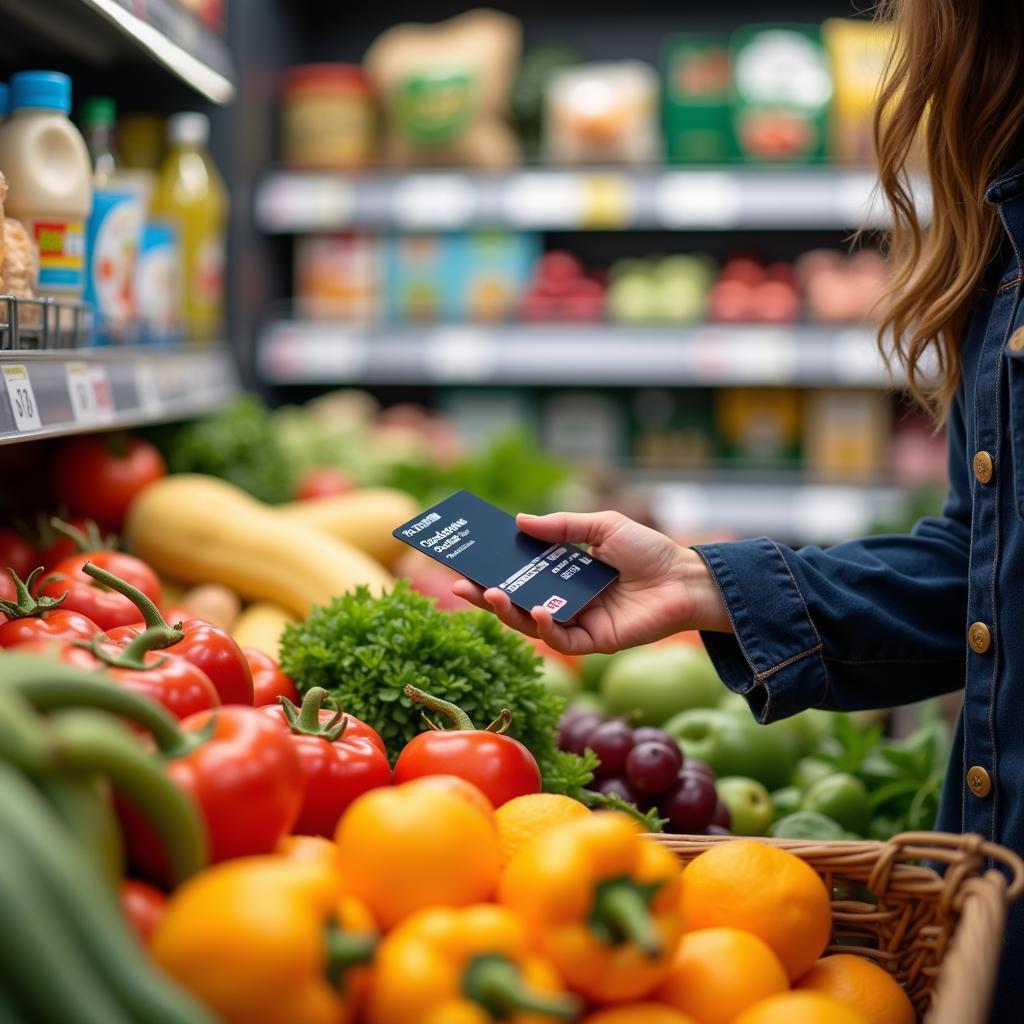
[
  {"left": 278, "top": 489, "right": 417, "bottom": 569},
  {"left": 229, "top": 602, "right": 298, "bottom": 659},
  {"left": 126, "top": 475, "right": 393, "bottom": 618}
]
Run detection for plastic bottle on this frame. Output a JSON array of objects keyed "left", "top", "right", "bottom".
[
  {"left": 0, "top": 71, "right": 92, "bottom": 307},
  {"left": 81, "top": 96, "right": 144, "bottom": 344},
  {"left": 152, "top": 112, "right": 227, "bottom": 343}
]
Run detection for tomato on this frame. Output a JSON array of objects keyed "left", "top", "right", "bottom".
[
  {"left": 243, "top": 647, "right": 300, "bottom": 706},
  {"left": 294, "top": 467, "right": 354, "bottom": 501},
  {"left": 392, "top": 686, "right": 541, "bottom": 808},
  {"left": 122, "top": 706, "right": 303, "bottom": 877},
  {"left": 0, "top": 571, "right": 15, "bottom": 625},
  {"left": 35, "top": 517, "right": 112, "bottom": 570},
  {"left": 120, "top": 879, "right": 167, "bottom": 944},
  {"left": 262, "top": 688, "right": 392, "bottom": 837},
  {"left": 0, "top": 528, "right": 34, "bottom": 579},
  {"left": 0, "top": 608, "right": 101, "bottom": 648},
  {"left": 51, "top": 434, "right": 166, "bottom": 531},
  {"left": 38, "top": 552, "right": 162, "bottom": 630},
  {"left": 108, "top": 619, "right": 253, "bottom": 706}
]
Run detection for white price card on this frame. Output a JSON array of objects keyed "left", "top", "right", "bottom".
[
  {"left": 88, "top": 366, "right": 115, "bottom": 422},
  {"left": 134, "top": 363, "right": 162, "bottom": 415},
  {"left": 66, "top": 362, "right": 96, "bottom": 422},
  {"left": 3, "top": 364, "right": 41, "bottom": 431}
]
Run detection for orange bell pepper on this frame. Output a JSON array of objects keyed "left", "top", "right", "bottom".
[
  {"left": 498, "top": 812, "right": 682, "bottom": 1004},
  {"left": 151, "top": 856, "right": 376, "bottom": 1024},
  {"left": 367, "top": 903, "right": 581, "bottom": 1024}
]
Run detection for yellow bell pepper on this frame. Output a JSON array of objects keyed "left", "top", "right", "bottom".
[
  {"left": 367, "top": 903, "right": 581, "bottom": 1024},
  {"left": 151, "top": 856, "right": 376, "bottom": 1024},
  {"left": 498, "top": 812, "right": 682, "bottom": 1004}
]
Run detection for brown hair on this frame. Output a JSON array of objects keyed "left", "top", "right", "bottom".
[{"left": 875, "top": 0, "right": 1024, "bottom": 417}]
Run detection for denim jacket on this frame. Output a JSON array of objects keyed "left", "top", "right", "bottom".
[{"left": 694, "top": 159, "right": 1024, "bottom": 1020}]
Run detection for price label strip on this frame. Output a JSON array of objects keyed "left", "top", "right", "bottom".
[
  {"left": 88, "top": 366, "right": 115, "bottom": 422},
  {"left": 66, "top": 362, "right": 95, "bottom": 422},
  {"left": 3, "top": 364, "right": 42, "bottom": 432}
]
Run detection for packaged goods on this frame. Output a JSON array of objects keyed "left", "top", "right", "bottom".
[
  {"left": 81, "top": 97, "right": 144, "bottom": 344},
  {"left": 545, "top": 61, "right": 660, "bottom": 165},
  {"left": 804, "top": 389, "right": 890, "bottom": 482},
  {"left": 511, "top": 45, "right": 580, "bottom": 158},
  {"left": 364, "top": 8, "right": 521, "bottom": 168},
  {"left": 542, "top": 391, "right": 628, "bottom": 463},
  {"left": 662, "top": 35, "right": 732, "bottom": 164},
  {"left": 632, "top": 388, "right": 716, "bottom": 468},
  {"left": 716, "top": 388, "right": 802, "bottom": 466},
  {"left": 0, "top": 72, "right": 91, "bottom": 307},
  {"left": 153, "top": 112, "right": 226, "bottom": 342},
  {"left": 135, "top": 222, "right": 182, "bottom": 344},
  {"left": 282, "top": 64, "right": 373, "bottom": 170},
  {"left": 295, "top": 234, "right": 381, "bottom": 321},
  {"left": 730, "top": 26, "right": 832, "bottom": 162}
]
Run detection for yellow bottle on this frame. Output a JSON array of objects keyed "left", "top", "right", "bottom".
[{"left": 152, "top": 112, "right": 227, "bottom": 342}]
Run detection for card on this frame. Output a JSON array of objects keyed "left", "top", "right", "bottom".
[{"left": 392, "top": 489, "right": 619, "bottom": 623}]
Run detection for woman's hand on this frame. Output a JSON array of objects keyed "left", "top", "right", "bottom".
[{"left": 451, "top": 510, "right": 731, "bottom": 655}]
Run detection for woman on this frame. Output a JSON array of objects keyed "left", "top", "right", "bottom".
[{"left": 454, "top": 1, "right": 1024, "bottom": 1017}]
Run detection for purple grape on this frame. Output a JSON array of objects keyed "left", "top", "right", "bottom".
[
  {"left": 711, "top": 798, "right": 732, "bottom": 830},
  {"left": 631, "top": 727, "right": 680, "bottom": 754},
  {"left": 680, "top": 758, "right": 715, "bottom": 783},
  {"left": 589, "top": 720, "right": 635, "bottom": 780},
  {"left": 660, "top": 772, "right": 717, "bottom": 834},
  {"left": 557, "top": 712, "right": 604, "bottom": 754},
  {"left": 595, "top": 776, "right": 640, "bottom": 804},
  {"left": 705, "top": 824, "right": 733, "bottom": 836},
  {"left": 625, "top": 741, "right": 683, "bottom": 795}
]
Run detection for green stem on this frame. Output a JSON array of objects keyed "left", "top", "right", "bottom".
[
  {"left": 463, "top": 955, "right": 581, "bottom": 1020},
  {"left": 404, "top": 684, "right": 476, "bottom": 730},
  {"left": 0, "top": 566, "right": 67, "bottom": 619},
  {"left": 49, "top": 517, "right": 111, "bottom": 554},
  {"left": 0, "top": 654, "right": 192, "bottom": 756},
  {"left": 280, "top": 688, "right": 348, "bottom": 740},
  {"left": 0, "top": 687, "right": 52, "bottom": 774},
  {"left": 48, "top": 708, "right": 208, "bottom": 885},
  {"left": 78, "top": 626, "right": 173, "bottom": 672},
  {"left": 580, "top": 789, "right": 666, "bottom": 832},
  {"left": 589, "top": 878, "right": 664, "bottom": 958},
  {"left": 80, "top": 563, "right": 182, "bottom": 647},
  {"left": 324, "top": 926, "right": 376, "bottom": 989}
]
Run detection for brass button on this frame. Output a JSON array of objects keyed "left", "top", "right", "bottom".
[
  {"left": 973, "top": 450, "right": 994, "bottom": 484},
  {"left": 967, "top": 765, "right": 992, "bottom": 798},
  {"left": 1009, "top": 327, "right": 1024, "bottom": 353},
  {"left": 968, "top": 621, "right": 992, "bottom": 654}
]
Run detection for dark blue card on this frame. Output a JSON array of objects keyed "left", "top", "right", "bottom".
[{"left": 392, "top": 490, "right": 619, "bottom": 623}]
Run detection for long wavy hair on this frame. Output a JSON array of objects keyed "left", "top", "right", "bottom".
[{"left": 875, "top": 0, "right": 1024, "bottom": 417}]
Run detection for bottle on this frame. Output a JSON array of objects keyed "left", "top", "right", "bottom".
[
  {"left": 81, "top": 96, "right": 144, "bottom": 344},
  {"left": 0, "top": 71, "right": 92, "bottom": 312},
  {"left": 152, "top": 112, "right": 227, "bottom": 343}
]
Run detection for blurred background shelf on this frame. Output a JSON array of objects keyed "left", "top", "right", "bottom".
[
  {"left": 0, "top": 345, "right": 238, "bottom": 444},
  {"left": 255, "top": 166, "right": 914, "bottom": 233},
  {"left": 259, "top": 321, "right": 897, "bottom": 388}
]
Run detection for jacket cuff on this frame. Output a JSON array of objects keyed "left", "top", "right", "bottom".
[{"left": 691, "top": 538, "right": 829, "bottom": 723}]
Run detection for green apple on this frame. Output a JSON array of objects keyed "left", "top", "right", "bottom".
[
  {"left": 567, "top": 691, "right": 607, "bottom": 716},
  {"left": 580, "top": 652, "right": 619, "bottom": 693},
  {"left": 662, "top": 707, "right": 799, "bottom": 791},
  {"left": 770, "top": 810, "right": 847, "bottom": 841},
  {"left": 770, "top": 785, "right": 803, "bottom": 821},
  {"left": 536, "top": 657, "right": 580, "bottom": 701},
  {"left": 716, "top": 776, "right": 774, "bottom": 836},
  {"left": 600, "top": 644, "right": 722, "bottom": 727},
  {"left": 801, "top": 773, "right": 871, "bottom": 835},
  {"left": 717, "top": 691, "right": 750, "bottom": 717},
  {"left": 776, "top": 709, "right": 836, "bottom": 755},
  {"left": 791, "top": 756, "right": 835, "bottom": 792},
  {"left": 608, "top": 273, "right": 658, "bottom": 324}
]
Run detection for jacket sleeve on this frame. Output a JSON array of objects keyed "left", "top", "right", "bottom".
[{"left": 693, "top": 393, "right": 971, "bottom": 723}]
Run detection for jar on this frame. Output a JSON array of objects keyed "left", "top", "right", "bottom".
[{"left": 282, "top": 64, "right": 374, "bottom": 169}]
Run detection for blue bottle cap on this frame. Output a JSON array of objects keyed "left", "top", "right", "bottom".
[
  {"left": 0, "top": 84, "right": 9, "bottom": 118},
  {"left": 10, "top": 71, "right": 72, "bottom": 114}
]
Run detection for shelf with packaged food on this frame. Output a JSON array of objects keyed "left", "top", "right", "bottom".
[
  {"left": 0, "top": 343, "right": 239, "bottom": 444},
  {"left": 258, "top": 320, "right": 899, "bottom": 389},
  {"left": 254, "top": 165, "right": 927, "bottom": 234}
]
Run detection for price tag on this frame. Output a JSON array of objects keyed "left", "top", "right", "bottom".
[
  {"left": 88, "top": 366, "right": 115, "bottom": 422},
  {"left": 66, "top": 362, "right": 95, "bottom": 422},
  {"left": 580, "top": 174, "right": 633, "bottom": 228},
  {"left": 134, "top": 362, "right": 163, "bottom": 415},
  {"left": 3, "top": 364, "right": 41, "bottom": 431}
]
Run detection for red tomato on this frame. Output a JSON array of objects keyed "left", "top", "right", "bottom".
[
  {"left": 119, "top": 879, "right": 167, "bottom": 944},
  {"left": 0, "top": 528, "right": 34, "bottom": 579},
  {"left": 107, "top": 619, "right": 253, "bottom": 706},
  {"left": 50, "top": 434, "right": 166, "bottom": 531},
  {"left": 391, "top": 686, "right": 541, "bottom": 808},
  {"left": 295, "top": 467, "right": 354, "bottom": 501},
  {"left": 35, "top": 517, "right": 112, "bottom": 570},
  {"left": 0, "top": 571, "right": 15, "bottom": 625},
  {"left": 38, "top": 553, "right": 162, "bottom": 630},
  {"left": 122, "top": 706, "right": 303, "bottom": 877},
  {"left": 243, "top": 647, "right": 300, "bottom": 706},
  {"left": 262, "top": 688, "right": 392, "bottom": 836},
  {"left": 0, "top": 608, "right": 101, "bottom": 648}
]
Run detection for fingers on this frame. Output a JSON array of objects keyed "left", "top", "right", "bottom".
[
  {"left": 482, "top": 588, "right": 540, "bottom": 637},
  {"left": 516, "top": 510, "right": 623, "bottom": 546},
  {"left": 451, "top": 579, "right": 489, "bottom": 610},
  {"left": 530, "top": 605, "right": 597, "bottom": 655}
]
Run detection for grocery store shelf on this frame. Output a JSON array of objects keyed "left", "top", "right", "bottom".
[
  {"left": 0, "top": 345, "right": 238, "bottom": 444},
  {"left": 646, "top": 478, "right": 909, "bottom": 546},
  {"left": 259, "top": 322, "right": 899, "bottom": 388},
  {"left": 254, "top": 166, "right": 922, "bottom": 233}
]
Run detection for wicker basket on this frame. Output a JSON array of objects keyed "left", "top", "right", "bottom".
[{"left": 654, "top": 831, "right": 1024, "bottom": 1024}]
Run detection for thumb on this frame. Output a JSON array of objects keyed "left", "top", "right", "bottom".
[{"left": 516, "top": 510, "right": 620, "bottom": 546}]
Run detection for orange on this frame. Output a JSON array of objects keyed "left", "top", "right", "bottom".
[
  {"left": 734, "top": 991, "right": 869, "bottom": 1024},
  {"left": 584, "top": 1005, "right": 698, "bottom": 1024},
  {"left": 678, "top": 840, "right": 831, "bottom": 980},
  {"left": 654, "top": 927, "right": 789, "bottom": 1024},
  {"left": 493, "top": 793, "right": 591, "bottom": 865},
  {"left": 795, "top": 954, "right": 916, "bottom": 1024}
]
